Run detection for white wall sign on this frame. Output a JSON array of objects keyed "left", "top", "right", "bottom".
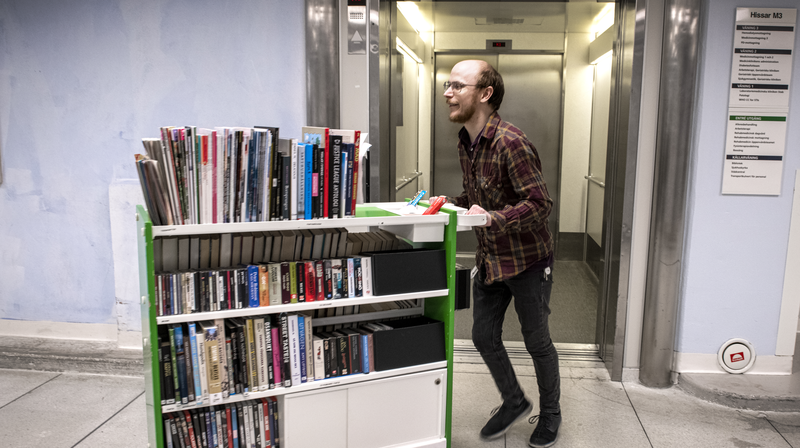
[{"left": 723, "top": 8, "right": 796, "bottom": 195}]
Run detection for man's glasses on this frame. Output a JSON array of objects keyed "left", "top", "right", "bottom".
[{"left": 443, "top": 81, "right": 480, "bottom": 92}]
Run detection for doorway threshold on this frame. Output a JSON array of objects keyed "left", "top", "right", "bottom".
[{"left": 454, "top": 339, "right": 602, "bottom": 365}]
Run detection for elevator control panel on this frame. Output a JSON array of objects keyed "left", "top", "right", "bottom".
[{"left": 348, "top": 0, "right": 367, "bottom": 55}]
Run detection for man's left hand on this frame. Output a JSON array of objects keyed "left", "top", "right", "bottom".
[{"left": 465, "top": 204, "right": 492, "bottom": 227}]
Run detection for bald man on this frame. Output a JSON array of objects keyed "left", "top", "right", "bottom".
[{"left": 443, "top": 60, "right": 561, "bottom": 447}]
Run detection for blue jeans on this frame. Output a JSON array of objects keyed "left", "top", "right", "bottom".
[{"left": 472, "top": 264, "right": 561, "bottom": 414}]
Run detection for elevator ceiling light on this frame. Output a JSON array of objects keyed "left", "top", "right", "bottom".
[
  {"left": 398, "top": 2, "right": 430, "bottom": 34},
  {"left": 590, "top": 3, "right": 615, "bottom": 41},
  {"left": 396, "top": 37, "right": 423, "bottom": 64},
  {"left": 475, "top": 17, "right": 532, "bottom": 26}
]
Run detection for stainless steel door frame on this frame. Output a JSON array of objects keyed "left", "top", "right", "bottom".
[{"left": 595, "top": 0, "right": 653, "bottom": 382}]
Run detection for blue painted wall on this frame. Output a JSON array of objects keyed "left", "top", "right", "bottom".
[
  {"left": 0, "top": 0, "right": 306, "bottom": 325},
  {"left": 680, "top": 0, "right": 800, "bottom": 355}
]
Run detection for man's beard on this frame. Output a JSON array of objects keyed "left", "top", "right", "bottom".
[{"left": 448, "top": 101, "right": 476, "bottom": 124}]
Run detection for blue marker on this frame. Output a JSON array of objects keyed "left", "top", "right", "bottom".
[{"left": 407, "top": 190, "right": 427, "bottom": 207}]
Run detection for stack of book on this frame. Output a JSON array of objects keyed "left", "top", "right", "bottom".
[
  {"left": 159, "top": 315, "right": 399, "bottom": 406},
  {"left": 163, "top": 398, "right": 280, "bottom": 448},
  {"left": 135, "top": 126, "right": 362, "bottom": 226},
  {"left": 154, "top": 255, "right": 374, "bottom": 317}
]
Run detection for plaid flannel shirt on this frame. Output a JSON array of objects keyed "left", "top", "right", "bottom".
[{"left": 448, "top": 112, "right": 553, "bottom": 284}]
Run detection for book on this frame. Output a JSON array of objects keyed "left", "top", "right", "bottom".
[
  {"left": 347, "top": 258, "right": 356, "bottom": 299},
  {"left": 255, "top": 126, "right": 280, "bottom": 222},
  {"left": 315, "top": 260, "right": 325, "bottom": 301},
  {"left": 263, "top": 318, "right": 275, "bottom": 389},
  {"left": 289, "top": 261, "right": 298, "bottom": 303},
  {"left": 198, "top": 321, "right": 222, "bottom": 403},
  {"left": 246, "top": 319, "right": 258, "bottom": 391},
  {"left": 288, "top": 314, "right": 301, "bottom": 386},
  {"left": 297, "top": 314, "right": 308, "bottom": 383},
  {"left": 304, "top": 261, "right": 316, "bottom": 303},
  {"left": 341, "top": 149, "right": 349, "bottom": 218},
  {"left": 301, "top": 313, "right": 315, "bottom": 381},
  {"left": 331, "top": 259, "right": 343, "bottom": 299},
  {"left": 213, "top": 318, "right": 230, "bottom": 399},
  {"left": 341, "top": 328, "right": 361, "bottom": 374},
  {"left": 328, "top": 134, "right": 343, "bottom": 218},
  {"left": 187, "top": 323, "right": 204, "bottom": 405},
  {"left": 173, "top": 325, "right": 190, "bottom": 404},
  {"left": 361, "top": 256, "right": 372, "bottom": 296},
  {"left": 313, "top": 335, "right": 325, "bottom": 380},
  {"left": 302, "top": 126, "right": 330, "bottom": 218},
  {"left": 279, "top": 313, "right": 291, "bottom": 387},
  {"left": 247, "top": 265, "right": 260, "bottom": 308},
  {"left": 331, "top": 129, "right": 361, "bottom": 215},
  {"left": 270, "top": 324, "right": 283, "bottom": 386},
  {"left": 268, "top": 263, "right": 282, "bottom": 306},
  {"left": 160, "top": 335, "right": 176, "bottom": 405},
  {"left": 290, "top": 138, "right": 299, "bottom": 221},
  {"left": 259, "top": 264, "right": 270, "bottom": 307},
  {"left": 304, "top": 142, "right": 313, "bottom": 220},
  {"left": 254, "top": 317, "right": 267, "bottom": 391}
]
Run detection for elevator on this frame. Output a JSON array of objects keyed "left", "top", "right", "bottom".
[{"left": 324, "top": 0, "right": 644, "bottom": 380}]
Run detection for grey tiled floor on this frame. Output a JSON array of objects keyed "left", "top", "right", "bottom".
[{"left": 1, "top": 364, "right": 798, "bottom": 448}]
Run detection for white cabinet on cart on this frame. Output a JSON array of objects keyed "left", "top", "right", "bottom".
[{"left": 283, "top": 367, "right": 447, "bottom": 448}]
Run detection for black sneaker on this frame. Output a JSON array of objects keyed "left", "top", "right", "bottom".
[
  {"left": 479, "top": 399, "right": 533, "bottom": 440},
  {"left": 528, "top": 412, "right": 562, "bottom": 447}
]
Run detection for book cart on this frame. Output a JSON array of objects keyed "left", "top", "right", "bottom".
[{"left": 137, "top": 202, "right": 485, "bottom": 448}]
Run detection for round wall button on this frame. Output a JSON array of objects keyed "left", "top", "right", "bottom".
[{"left": 717, "top": 339, "right": 756, "bottom": 374}]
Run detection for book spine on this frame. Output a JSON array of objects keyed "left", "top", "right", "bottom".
[
  {"left": 361, "top": 334, "right": 369, "bottom": 374},
  {"left": 313, "top": 337, "right": 325, "bottom": 380},
  {"left": 347, "top": 258, "right": 355, "bottom": 298},
  {"left": 352, "top": 130, "right": 360, "bottom": 215},
  {"left": 290, "top": 140, "right": 298, "bottom": 220},
  {"left": 297, "top": 142, "right": 305, "bottom": 219},
  {"left": 264, "top": 319, "right": 274, "bottom": 389},
  {"left": 161, "top": 340, "right": 176, "bottom": 404},
  {"left": 259, "top": 264, "right": 269, "bottom": 307},
  {"left": 282, "top": 155, "right": 290, "bottom": 220},
  {"left": 328, "top": 135, "right": 342, "bottom": 218},
  {"left": 214, "top": 318, "right": 230, "bottom": 399},
  {"left": 354, "top": 257, "right": 363, "bottom": 297},
  {"left": 304, "top": 143, "right": 313, "bottom": 220},
  {"left": 289, "top": 262, "right": 298, "bottom": 303},
  {"left": 246, "top": 319, "right": 258, "bottom": 391},
  {"left": 311, "top": 144, "right": 319, "bottom": 219},
  {"left": 193, "top": 324, "right": 209, "bottom": 403},
  {"left": 315, "top": 260, "right": 325, "bottom": 301},
  {"left": 269, "top": 263, "right": 282, "bottom": 306},
  {"left": 323, "top": 260, "right": 333, "bottom": 300},
  {"left": 288, "top": 314, "right": 301, "bottom": 386},
  {"left": 303, "top": 315, "right": 314, "bottom": 381},
  {"left": 188, "top": 322, "right": 203, "bottom": 404},
  {"left": 247, "top": 265, "right": 260, "bottom": 308},
  {"left": 294, "top": 262, "right": 303, "bottom": 303},
  {"left": 271, "top": 326, "right": 282, "bottom": 386},
  {"left": 361, "top": 256, "right": 372, "bottom": 296},
  {"left": 304, "top": 261, "right": 316, "bottom": 303},
  {"left": 280, "top": 314, "right": 291, "bottom": 387},
  {"left": 297, "top": 315, "right": 307, "bottom": 383},
  {"left": 254, "top": 318, "right": 266, "bottom": 391},
  {"left": 341, "top": 149, "right": 349, "bottom": 218},
  {"left": 318, "top": 143, "right": 325, "bottom": 219}
]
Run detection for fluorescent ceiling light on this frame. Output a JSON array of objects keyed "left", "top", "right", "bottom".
[
  {"left": 397, "top": 2, "right": 430, "bottom": 34},
  {"left": 590, "top": 4, "right": 615, "bottom": 41},
  {"left": 396, "top": 37, "right": 422, "bottom": 64},
  {"left": 590, "top": 50, "right": 613, "bottom": 66}
]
